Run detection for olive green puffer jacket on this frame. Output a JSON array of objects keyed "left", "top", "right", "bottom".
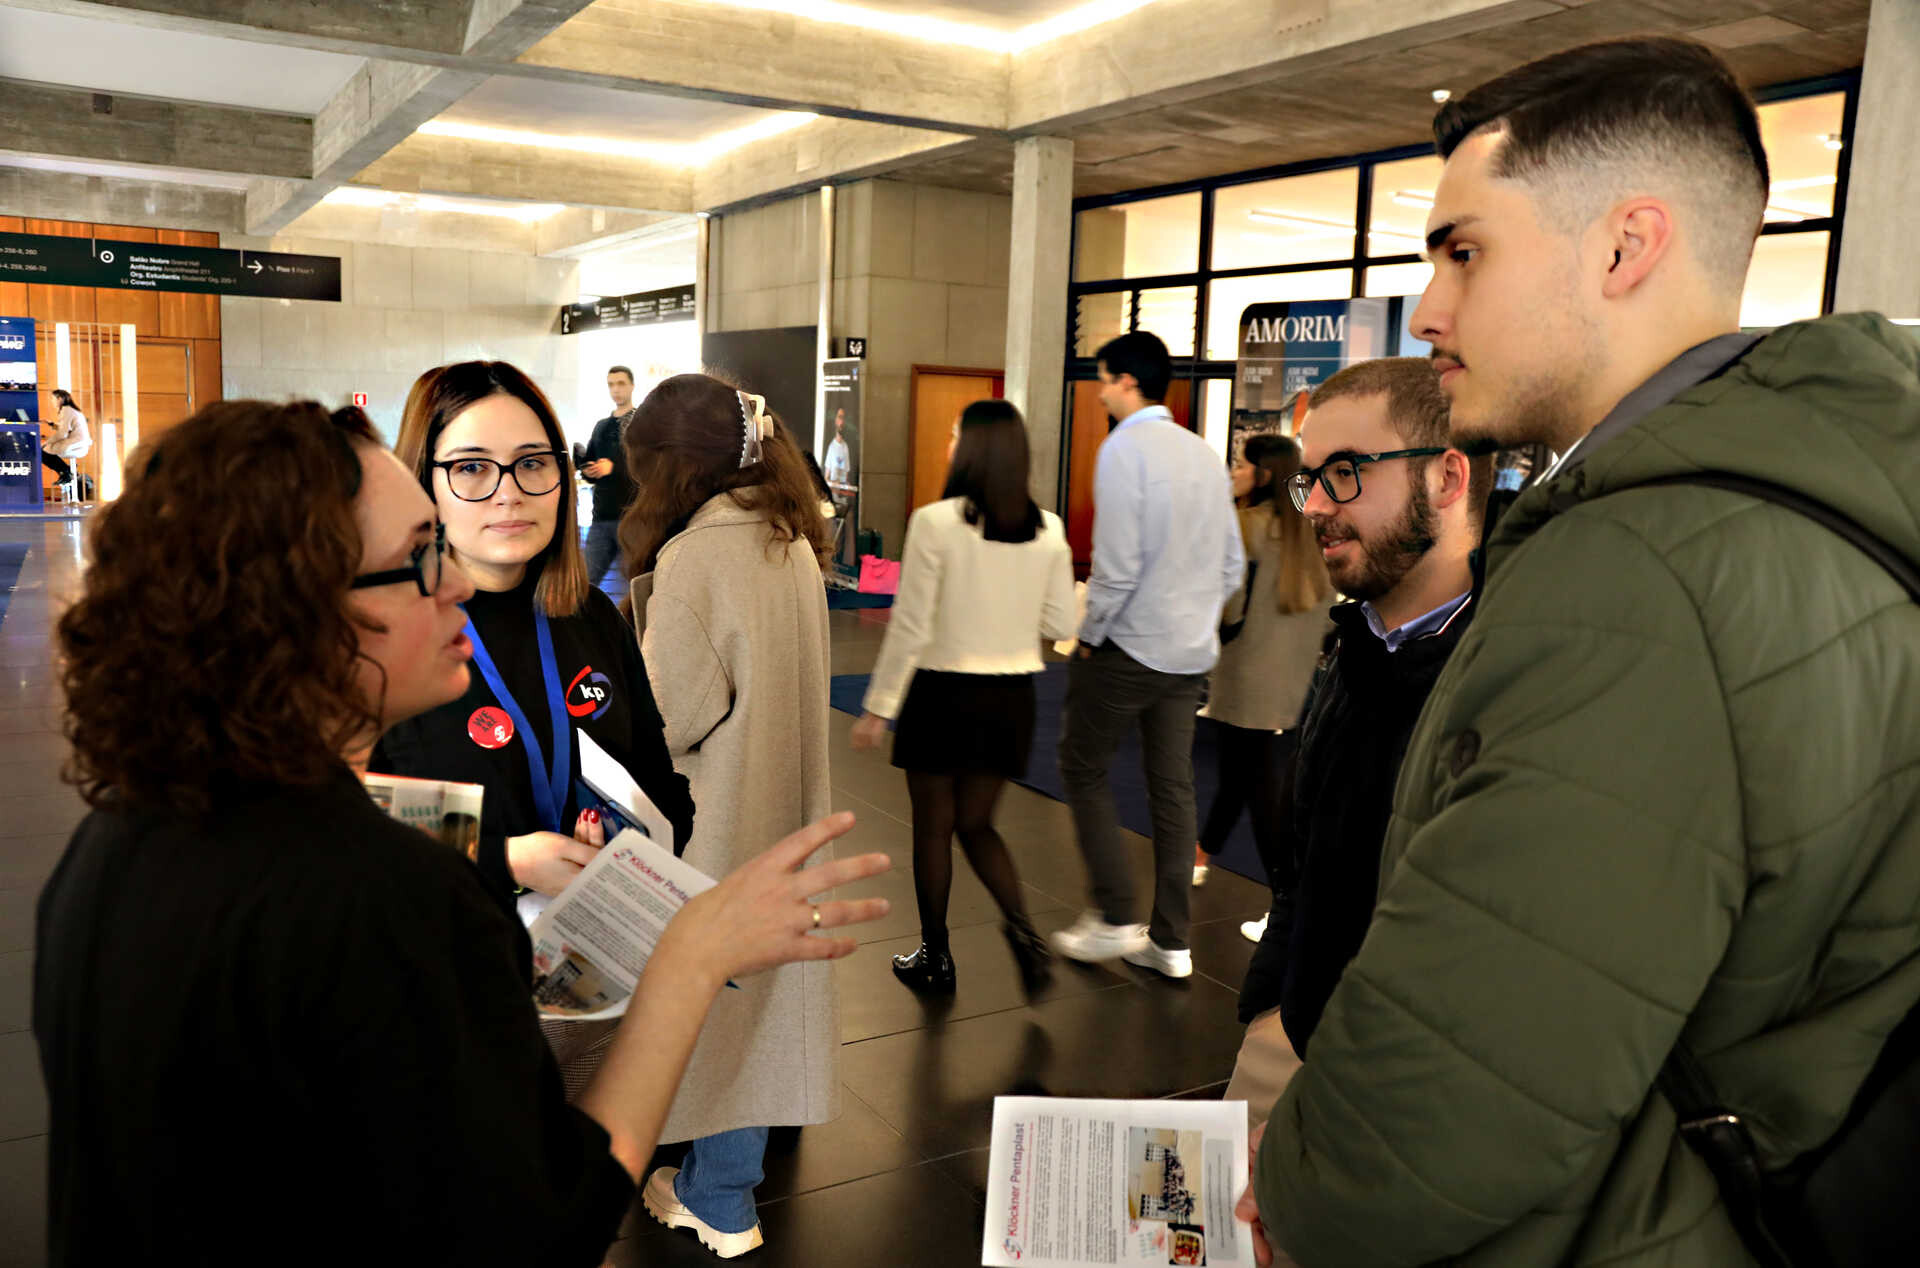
[{"left": 1255, "top": 313, "right": 1920, "bottom": 1266}]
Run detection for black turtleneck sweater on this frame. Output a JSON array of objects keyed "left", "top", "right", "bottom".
[
  {"left": 372, "top": 569, "right": 694, "bottom": 912},
  {"left": 1238, "top": 598, "right": 1473, "bottom": 1052}
]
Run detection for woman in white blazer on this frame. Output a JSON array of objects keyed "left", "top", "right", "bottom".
[{"left": 851, "top": 400, "right": 1076, "bottom": 996}]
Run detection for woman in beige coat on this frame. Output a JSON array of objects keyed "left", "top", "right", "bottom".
[
  {"left": 1192, "top": 435, "right": 1334, "bottom": 902},
  {"left": 619, "top": 373, "right": 835, "bottom": 1260}
]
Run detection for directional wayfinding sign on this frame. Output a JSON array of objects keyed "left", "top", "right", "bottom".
[{"left": 0, "top": 232, "right": 341, "bottom": 301}]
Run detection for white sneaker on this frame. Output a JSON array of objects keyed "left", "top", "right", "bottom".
[
  {"left": 642, "top": 1167, "right": 765, "bottom": 1259},
  {"left": 1191, "top": 864, "right": 1209, "bottom": 887},
  {"left": 1123, "top": 939, "right": 1193, "bottom": 979},
  {"left": 1050, "top": 911, "right": 1150, "bottom": 963},
  {"left": 1240, "top": 915, "right": 1268, "bottom": 943}
]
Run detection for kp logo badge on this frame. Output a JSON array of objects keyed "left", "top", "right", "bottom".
[{"left": 566, "top": 665, "right": 613, "bottom": 721}]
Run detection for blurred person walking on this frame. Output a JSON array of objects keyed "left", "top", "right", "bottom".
[
  {"left": 580, "top": 365, "right": 640, "bottom": 590},
  {"left": 1052, "top": 331, "right": 1244, "bottom": 980},
  {"left": 1190, "top": 434, "right": 1333, "bottom": 900},
  {"left": 850, "top": 400, "right": 1077, "bottom": 995}
]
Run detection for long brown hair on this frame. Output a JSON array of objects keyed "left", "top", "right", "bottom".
[
  {"left": 395, "top": 361, "right": 589, "bottom": 618},
  {"left": 59, "top": 401, "right": 381, "bottom": 817},
  {"left": 943, "top": 399, "right": 1042, "bottom": 543},
  {"left": 618, "top": 373, "right": 830, "bottom": 575},
  {"left": 1245, "top": 435, "right": 1333, "bottom": 614}
]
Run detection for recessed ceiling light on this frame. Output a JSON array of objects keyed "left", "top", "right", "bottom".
[
  {"left": 416, "top": 112, "right": 817, "bottom": 166},
  {"left": 1821, "top": 133, "right": 1844, "bottom": 151},
  {"left": 1431, "top": 89, "right": 1452, "bottom": 104}
]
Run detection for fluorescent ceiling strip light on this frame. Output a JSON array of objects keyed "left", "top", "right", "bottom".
[
  {"left": 417, "top": 111, "right": 816, "bottom": 166},
  {"left": 696, "top": 0, "right": 1157, "bottom": 54},
  {"left": 1771, "top": 175, "right": 1837, "bottom": 192},
  {"left": 1390, "top": 190, "right": 1434, "bottom": 209}
]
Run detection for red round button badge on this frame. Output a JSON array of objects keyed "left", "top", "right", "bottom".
[{"left": 468, "top": 707, "right": 514, "bottom": 750}]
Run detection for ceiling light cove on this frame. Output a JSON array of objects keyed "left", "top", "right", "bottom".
[
  {"left": 323, "top": 187, "right": 564, "bottom": 222},
  {"left": 416, "top": 112, "right": 817, "bottom": 165},
  {"left": 695, "top": 0, "right": 1159, "bottom": 54}
]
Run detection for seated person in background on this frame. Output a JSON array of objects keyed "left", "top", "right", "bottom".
[
  {"left": 1227, "top": 357, "right": 1488, "bottom": 1124},
  {"left": 35, "top": 399, "right": 890, "bottom": 1266}
]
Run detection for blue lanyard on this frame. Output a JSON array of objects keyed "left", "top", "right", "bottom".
[{"left": 461, "top": 605, "right": 572, "bottom": 833}]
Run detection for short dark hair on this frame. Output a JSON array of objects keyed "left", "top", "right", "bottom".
[
  {"left": 944, "top": 399, "right": 1042, "bottom": 543},
  {"left": 1309, "top": 357, "right": 1494, "bottom": 528},
  {"left": 1096, "top": 331, "right": 1172, "bottom": 403},
  {"left": 1434, "top": 37, "right": 1767, "bottom": 292},
  {"left": 608, "top": 365, "right": 634, "bottom": 382}
]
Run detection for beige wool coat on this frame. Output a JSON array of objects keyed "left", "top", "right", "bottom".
[
  {"left": 633, "top": 493, "right": 839, "bottom": 1142},
  {"left": 1201, "top": 504, "right": 1333, "bottom": 733}
]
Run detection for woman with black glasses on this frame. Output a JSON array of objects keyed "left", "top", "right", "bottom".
[{"left": 375, "top": 362, "right": 695, "bottom": 924}]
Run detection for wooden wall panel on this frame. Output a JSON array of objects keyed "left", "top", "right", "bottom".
[
  {"left": 94, "top": 225, "right": 159, "bottom": 243},
  {"left": 136, "top": 393, "right": 192, "bottom": 439},
  {"left": 191, "top": 338, "right": 221, "bottom": 409},
  {"left": 136, "top": 341, "right": 190, "bottom": 395},
  {"left": 96, "top": 286, "right": 161, "bottom": 330},
  {"left": 158, "top": 290, "right": 218, "bottom": 339}
]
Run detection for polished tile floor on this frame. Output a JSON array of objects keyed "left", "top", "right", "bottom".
[{"left": 0, "top": 522, "right": 1270, "bottom": 1267}]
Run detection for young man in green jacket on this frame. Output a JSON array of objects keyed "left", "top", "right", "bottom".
[{"left": 1239, "top": 36, "right": 1920, "bottom": 1267}]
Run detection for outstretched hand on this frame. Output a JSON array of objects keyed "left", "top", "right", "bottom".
[{"left": 663, "top": 811, "right": 892, "bottom": 986}]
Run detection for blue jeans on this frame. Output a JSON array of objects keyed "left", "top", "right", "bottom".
[
  {"left": 583, "top": 520, "right": 623, "bottom": 593},
  {"left": 675, "top": 1126, "right": 770, "bottom": 1234}
]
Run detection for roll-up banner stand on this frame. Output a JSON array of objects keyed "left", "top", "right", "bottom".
[
  {"left": 820, "top": 358, "right": 863, "bottom": 586},
  {"left": 0, "top": 316, "right": 41, "bottom": 509},
  {"left": 1229, "top": 297, "right": 1428, "bottom": 461}
]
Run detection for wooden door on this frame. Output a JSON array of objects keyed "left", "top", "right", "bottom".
[
  {"left": 1063, "top": 378, "right": 1193, "bottom": 569},
  {"left": 908, "top": 366, "right": 1003, "bottom": 515}
]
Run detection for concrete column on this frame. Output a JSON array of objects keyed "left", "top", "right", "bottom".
[
  {"left": 1004, "top": 136, "right": 1074, "bottom": 510},
  {"left": 816, "top": 184, "right": 835, "bottom": 456},
  {"left": 1833, "top": 0, "right": 1920, "bottom": 316},
  {"left": 694, "top": 214, "right": 713, "bottom": 342}
]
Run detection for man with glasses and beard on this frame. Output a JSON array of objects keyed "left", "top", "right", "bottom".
[{"left": 1225, "top": 357, "right": 1490, "bottom": 1131}]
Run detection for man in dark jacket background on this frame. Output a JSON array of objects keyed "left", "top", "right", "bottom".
[
  {"left": 1226, "top": 356, "right": 1489, "bottom": 1124},
  {"left": 581, "top": 365, "right": 639, "bottom": 590},
  {"left": 1241, "top": 36, "right": 1920, "bottom": 1268}
]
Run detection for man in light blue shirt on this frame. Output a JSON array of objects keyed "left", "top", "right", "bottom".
[{"left": 1053, "top": 331, "right": 1245, "bottom": 979}]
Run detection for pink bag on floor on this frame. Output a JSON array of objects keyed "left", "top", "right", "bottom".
[{"left": 858, "top": 555, "right": 901, "bottom": 595}]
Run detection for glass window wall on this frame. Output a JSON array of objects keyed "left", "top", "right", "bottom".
[
  {"left": 1072, "top": 192, "right": 1201, "bottom": 282},
  {"left": 1211, "top": 169, "right": 1360, "bottom": 271}
]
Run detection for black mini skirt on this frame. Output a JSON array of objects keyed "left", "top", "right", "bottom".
[{"left": 890, "top": 669, "right": 1038, "bottom": 779}]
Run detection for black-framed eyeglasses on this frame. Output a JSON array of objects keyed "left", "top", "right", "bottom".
[
  {"left": 351, "top": 523, "right": 445, "bottom": 597},
  {"left": 1285, "top": 448, "right": 1449, "bottom": 513},
  {"left": 430, "top": 451, "right": 565, "bottom": 502}
]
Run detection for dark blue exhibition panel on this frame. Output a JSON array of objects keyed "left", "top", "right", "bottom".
[{"left": 0, "top": 425, "right": 43, "bottom": 510}]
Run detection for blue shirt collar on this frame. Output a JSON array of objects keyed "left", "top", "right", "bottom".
[
  {"left": 1114, "top": 403, "right": 1174, "bottom": 431},
  {"left": 1361, "top": 590, "right": 1472, "bottom": 653}
]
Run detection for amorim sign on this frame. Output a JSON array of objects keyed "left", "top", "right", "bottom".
[
  {"left": 0, "top": 232, "right": 341, "bottom": 301},
  {"left": 560, "top": 283, "right": 696, "bottom": 334}
]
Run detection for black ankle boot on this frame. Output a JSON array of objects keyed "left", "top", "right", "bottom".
[
  {"left": 1002, "top": 917, "right": 1053, "bottom": 994},
  {"left": 891, "top": 943, "right": 956, "bottom": 994}
]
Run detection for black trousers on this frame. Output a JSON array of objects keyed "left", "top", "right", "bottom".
[
  {"left": 41, "top": 452, "right": 70, "bottom": 481},
  {"left": 1058, "top": 642, "right": 1206, "bottom": 951},
  {"left": 1199, "top": 724, "right": 1293, "bottom": 871}
]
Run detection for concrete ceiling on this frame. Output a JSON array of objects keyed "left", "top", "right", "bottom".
[
  {"left": 0, "top": 151, "right": 258, "bottom": 190},
  {"left": 438, "top": 75, "right": 785, "bottom": 145},
  {"left": 0, "top": 6, "right": 365, "bottom": 113},
  {"left": 899, "top": 0, "right": 1871, "bottom": 198},
  {"left": 0, "top": 0, "right": 1871, "bottom": 243}
]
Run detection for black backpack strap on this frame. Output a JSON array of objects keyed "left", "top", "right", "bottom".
[
  {"left": 1610, "top": 470, "right": 1920, "bottom": 1268},
  {"left": 1624, "top": 473, "right": 1920, "bottom": 601}
]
